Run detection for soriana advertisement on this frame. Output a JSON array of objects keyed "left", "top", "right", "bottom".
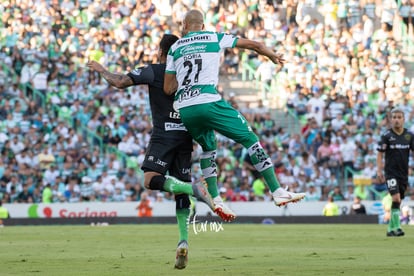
[
  {"left": 4, "top": 201, "right": 403, "bottom": 218},
  {"left": 4, "top": 202, "right": 177, "bottom": 218}
]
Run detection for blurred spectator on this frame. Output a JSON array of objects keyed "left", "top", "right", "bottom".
[
  {"left": 323, "top": 196, "right": 339, "bottom": 216},
  {"left": 64, "top": 177, "right": 81, "bottom": 203},
  {"left": 80, "top": 176, "right": 95, "bottom": 202},
  {"left": 42, "top": 183, "right": 53, "bottom": 203},
  {"left": 349, "top": 196, "right": 367, "bottom": 215},
  {"left": 252, "top": 176, "right": 266, "bottom": 199},
  {"left": 0, "top": 200, "right": 10, "bottom": 226},
  {"left": 112, "top": 187, "right": 127, "bottom": 202},
  {"left": 302, "top": 117, "right": 320, "bottom": 151},
  {"left": 298, "top": 151, "right": 317, "bottom": 178},
  {"left": 37, "top": 146, "right": 55, "bottom": 170},
  {"left": 255, "top": 55, "right": 276, "bottom": 96},
  {"left": 382, "top": 193, "right": 393, "bottom": 224},
  {"left": 19, "top": 56, "right": 38, "bottom": 97},
  {"left": 328, "top": 186, "right": 345, "bottom": 201},
  {"left": 400, "top": 204, "right": 411, "bottom": 225},
  {"left": 306, "top": 91, "right": 326, "bottom": 127},
  {"left": 17, "top": 184, "right": 34, "bottom": 203},
  {"left": 339, "top": 132, "right": 358, "bottom": 177},
  {"left": 292, "top": 92, "right": 308, "bottom": 116},
  {"left": 136, "top": 191, "right": 153, "bottom": 217},
  {"left": 31, "top": 62, "right": 49, "bottom": 97},
  {"left": 9, "top": 136, "right": 24, "bottom": 155},
  {"left": 231, "top": 188, "right": 248, "bottom": 202},
  {"left": 316, "top": 137, "right": 333, "bottom": 166},
  {"left": 305, "top": 182, "right": 321, "bottom": 201}
]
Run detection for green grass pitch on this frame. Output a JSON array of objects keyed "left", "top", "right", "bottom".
[{"left": 0, "top": 224, "right": 412, "bottom": 275}]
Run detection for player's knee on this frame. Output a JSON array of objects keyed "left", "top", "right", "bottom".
[
  {"left": 392, "top": 201, "right": 401, "bottom": 209},
  {"left": 143, "top": 175, "right": 151, "bottom": 189},
  {"left": 238, "top": 133, "right": 259, "bottom": 148}
]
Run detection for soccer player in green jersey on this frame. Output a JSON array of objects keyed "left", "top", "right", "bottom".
[
  {"left": 87, "top": 34, "right": 216, "bottom": 269},
  {"left": 377, "top": 107, "right": 414, "bottom": 237},
  {"left": 164, "top": 9, "right": 305, "bottom": 220}
]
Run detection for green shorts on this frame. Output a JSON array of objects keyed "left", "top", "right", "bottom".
[{"left": 179, "top": 99, "right": 258, "bottom": 151}]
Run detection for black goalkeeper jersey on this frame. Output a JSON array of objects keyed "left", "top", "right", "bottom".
[
  {"left": 127, "top": 63, "right": 190, "bottom": 139},
  {"left": 377, "top": 128, "right": 414, "bottom": 180}
]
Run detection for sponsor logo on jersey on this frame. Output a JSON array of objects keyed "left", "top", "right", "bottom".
[
  {"left": 165, "top": 122, "right": 187, "bottom": 131},
  {"left": 182, "top": 168, "right": 191, "bottom": 175},
  {"left": 131, "top": 68, "right": 142, "bottom": 76},
  {"left": 177, "top": 88, "right": 201, "bottom": 102},
  {"left": 179, "top": 45, "right": 207, "bottom": 56},
  {"left": 155, "top": 159, "right": 167, "bottom": 167},
  {"left": 169, "top": 111, "right": 181, "bottom": 119},
  {"left": 389, "top": 144, "right": 410, "bottom": 149},
  {"left": 177, "top": 35, "right": 212, "bottom": 45}
]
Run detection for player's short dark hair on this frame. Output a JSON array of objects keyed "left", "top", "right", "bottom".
[
  {"left": 160, "top": 34, "right": 179, "bottom": 55},
  {"left": 391, "top": 107, "right": 404, "bottom": 117}
]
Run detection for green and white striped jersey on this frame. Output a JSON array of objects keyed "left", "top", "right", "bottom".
[{"left": 166, "top": 31, "right": 238, "bottom": 110}]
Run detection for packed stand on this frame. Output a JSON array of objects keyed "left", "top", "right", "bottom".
[{"left": 1, "top": 0, "right": 414, "bottom": 205}]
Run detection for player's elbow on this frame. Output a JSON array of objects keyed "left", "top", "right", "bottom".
[
  {"left": 253, "top": 41, "right": 266, "bottom": 53},
  {"left": 114, "top": 83, "right": 128, "bottom": 90},
  {"left": 237, "top": 38, "right": 263, "bottom": 52},
  {"left": 163, "top": 81, "right": 177, "bottom": 95},
  {"left": 163, "top": 83, "right": 173, "bottom": 95}
]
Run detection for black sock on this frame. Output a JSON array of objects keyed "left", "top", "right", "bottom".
[{"left": 148, "top": 175, "right": 166, "bottom": 191}]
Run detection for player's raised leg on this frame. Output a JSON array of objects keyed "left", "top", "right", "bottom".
[{"left": 146, "top": 174, "right": 215, "bottom": 211}]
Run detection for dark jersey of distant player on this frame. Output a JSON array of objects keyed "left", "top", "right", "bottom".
[
  {"left": 127, "top": 64, "right": 190, "bottom": 139},
  {"left": 350, "top": 202, "right": 366, "bottom": 215},
  {"left": 377, "top": 128, "right": 414, "bottom": 180}
]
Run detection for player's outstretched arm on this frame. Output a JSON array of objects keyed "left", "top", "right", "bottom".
[
  {"left": 236, "top": 38, "right": 285, "bottom": 66},
  {"left": 87, "top": 60, "right": 134, "bottom": 89}
]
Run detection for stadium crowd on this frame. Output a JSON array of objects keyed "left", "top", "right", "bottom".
[{"left": 1, "top": 0, "right": 414, "bottom": 205}]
